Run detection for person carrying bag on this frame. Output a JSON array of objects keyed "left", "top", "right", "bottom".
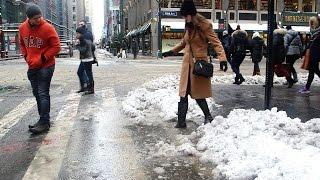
[{"left": 162, "top": 0, "right": 227, "bottom": 128}]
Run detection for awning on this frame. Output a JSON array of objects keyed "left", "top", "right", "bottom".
[
  {"left": 291, "top": 26, "right": 310, "bottom": 32},
  {"left": 229, "top": 23, "right": 268, "bottom": 31},
  {"left": 127, "top": 22, "right": 151, "bottom": 37},
  {"left": 126, "top": 29, "right": 137, "bottom": 37},
  {"left": 161, "top": 19, "right": 219, "bottom": 31},
  {"left": 139, "top": 22, "right": 151, "bottom": 34}
]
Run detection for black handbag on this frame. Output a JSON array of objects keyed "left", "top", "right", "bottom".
[{"left": 190, "top": 43, "right": 214, "bottom": 78}]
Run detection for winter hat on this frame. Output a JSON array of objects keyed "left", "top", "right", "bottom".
[
  {"left": 252, "top": 32, "right": 260, "bottom": 39},
  {"left": 26, "top": 3, "right": 42, "bottom": 18},
  {"left": 76, "top": 26, "right": 86, "bottom": 34},
  {"left": 180, "top": 0, "right": 197, "bottom": 17},
  {"left": 223, "top": 30, "right": 228, "bottom": 36}
]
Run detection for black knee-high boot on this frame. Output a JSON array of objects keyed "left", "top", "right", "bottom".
[
  {"left": 175, "top": 97, "right": 188, "bottom": 128},
  {"left": 196, "top": 99, "right": 213, "bottom": 124}
]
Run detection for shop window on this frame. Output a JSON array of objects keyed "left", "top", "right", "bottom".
[
  {"left": 261, "top": 0, "right": 268, "bottom": 11},
  {"left": 194, "top": 0, "right": 212, "bottom": 9},
  {"left": 216, "top": 12, "right": 222, "bottom": 20},
  {"left": 239, "top": 13, "right": 257, "bottom": 20},
  {"left": 215, "top": 0, "right": 222, "bottom": 9},
  {"left": 284, "top": 0, "right": 298, "bottom": 11},
  {"left": 228, "top": 0, "right": 235, "bottom": 10},
  {"left": 239, "top": 0, "right": 257, "bottom": 10},
  {"left": 261, "top": 14, "right": 268, "bottom": 21},
  {"left": 229, "top": 12, "right": 235, "bottom": 20},
  {"left": 199, "top": 12, "right": 212, "bottom": 19},
  {"left": 302, "top": 0, "right": 313, "bottom": 12}
]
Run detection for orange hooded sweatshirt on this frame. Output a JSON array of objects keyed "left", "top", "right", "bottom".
[{"left": 19, "top": 18, "right": 61, "bottom": 69}]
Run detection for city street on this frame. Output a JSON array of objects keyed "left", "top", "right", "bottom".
[{"left": 1, "top": 50, "right": 320, "bottom": 180}]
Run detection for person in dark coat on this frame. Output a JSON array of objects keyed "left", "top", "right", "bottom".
[
  {"left": 230, "top": 28, "right": 248, "bottom": 84},
  {"left": 272, "top": 28, "right": 295, "bottom": 88},
  {"left": 250, "top": 32, "right": 266, "bottom": 76},
  {"left": 299, "top": 16, "right": 320, "bottom": 94},
  {"left": 78, "top": 21, "right": 94, "bottom": 42},
  {"left": 76, "top": 26, "right": 96, "bottom": 94},
  {"left": 221, "top": 30, "right": 231, "bottom": 72},
  {"left": 284, "top": 25, "right": 302, "bottom": 83},
  {"left": 132, "top": 39, "right": 138, "bottom": 59}
]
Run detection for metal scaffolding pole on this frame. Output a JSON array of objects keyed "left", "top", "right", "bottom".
[{"left": 264, "top": 0, "right": 275, "bottom": 109}]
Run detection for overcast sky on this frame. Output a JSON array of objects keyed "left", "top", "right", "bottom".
[{"left": 92, "top": 0, "right": 104, "bottom": 42}]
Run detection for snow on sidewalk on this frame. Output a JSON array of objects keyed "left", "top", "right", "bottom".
[
  {"left": 122, "top": 74, "right": 320, "bottom": 179},
  {"left": 152, "top": 108, "right": 320, "bottom": 179}
]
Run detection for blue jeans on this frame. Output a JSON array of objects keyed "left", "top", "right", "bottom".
[
  {"left": 77, "top": 62, "right": 89, "bottom": 87},
  {"left": 27, "top": 65, "right": 55, "bottom": 123}
]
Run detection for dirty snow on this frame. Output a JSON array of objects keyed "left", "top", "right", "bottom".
[
  {"left": 122, "top": 74, "right": 320, "bottom": 179},
  {"left": 122, "top": 73, "right": 318, "bottom": 124},
  {"left": 152, "top": 108, "right": 320, "bottom": 179},
  {"left": 122, "top": 74, "right": 220, "bottom": 124}
]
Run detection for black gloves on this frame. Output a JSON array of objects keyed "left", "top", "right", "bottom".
[
  {"left": 162, "top": 50, "right": 174, "bottom": 57},
  {"left": 92, "top": 57, "right": 99, "bottom": 66}
]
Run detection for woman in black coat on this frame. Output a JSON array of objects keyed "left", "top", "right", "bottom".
[
  {"left": 250, "top": 32, "right": 266, "bottom": 76},
  {"left": 272, "top": 28, "right": 295, "bottom": 88},
  {"left": 299, "top": 16, "right": 320, "bottom": 94}
]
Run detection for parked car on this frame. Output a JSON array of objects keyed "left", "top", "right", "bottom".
[{"left": 57, "top": 42, "right": 73, "bottom": 58}]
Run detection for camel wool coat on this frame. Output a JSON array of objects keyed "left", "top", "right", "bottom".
[{"left": 171, "top": 14, "right": 227, "bottom": 99}]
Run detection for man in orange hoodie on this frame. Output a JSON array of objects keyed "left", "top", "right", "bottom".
[{"left": 19, "top": 4, "right": 61, "bottom": 134}]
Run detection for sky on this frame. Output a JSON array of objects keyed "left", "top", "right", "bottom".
[{"left": 92, "top": 0, "right": 104, "bottom": 42}]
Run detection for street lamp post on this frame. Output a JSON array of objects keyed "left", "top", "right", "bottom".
[
  {"left": 264, "top": 0, "right": 275, "bottom": 109},
  {"left": 156, "top": 0, "right": 162, "bottom": 58}
]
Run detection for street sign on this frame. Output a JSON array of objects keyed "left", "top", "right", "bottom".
[{"left": 162, "top": 11, "right": 177, "bottom": 17}]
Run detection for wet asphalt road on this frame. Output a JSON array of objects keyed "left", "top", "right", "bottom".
[{"left": 0, "top": 53, "right": 319, "bottom": 180}]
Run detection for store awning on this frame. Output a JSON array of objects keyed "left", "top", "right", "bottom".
[
  {"left": 127, "top": 22, "right": 151, "bottom": 37},
  {"left": 161, "top": 19, "right": 219, "bottom": 31},
  {"left": 126, "top": 29, "right": 137, "bottom": 37},
  {"left": 291, "top": 26, "right": 310, "bottom": 32},
  {"left": 229, "top": 23, "right": 268, "bottom": 31},
  {"left": 138, "top": 22, "right": 151, "bottom": 35}
]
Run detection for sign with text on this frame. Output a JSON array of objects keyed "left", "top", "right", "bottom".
[{"left": 282, "top": 12, "right": 317, "bottom": 26}]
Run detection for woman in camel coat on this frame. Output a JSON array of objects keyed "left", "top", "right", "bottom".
[{"left": 163, "top": 0, "right": 227, "bottom": 128}]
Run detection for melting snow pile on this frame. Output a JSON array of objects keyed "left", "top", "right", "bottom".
[
  {"left": 122, "top": 74, "right": 219, "bottom": 124},
  {"left": 153, "top": 108, "right": 320, "bottom": 179}
]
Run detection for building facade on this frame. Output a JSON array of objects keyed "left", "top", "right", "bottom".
[{"left": 125, "top": 0, "right": 320, "bottom": 56}]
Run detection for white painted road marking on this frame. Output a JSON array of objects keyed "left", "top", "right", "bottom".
[
  {"left": 23, "top": 93, "right": 81, "bottom": 180},
  {"left": 0, "top": 98, "right": 36, "bottom": 139}
]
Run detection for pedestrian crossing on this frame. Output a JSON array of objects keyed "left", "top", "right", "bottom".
[
  {"left": 0, "top": 98, "right": 36, "bottom": 139},
  {"left": 0, "top": 88, "right": 145, "bottom": 180},
  {"left": 22, "top": 93, "right": 81, "bottom": 180}
]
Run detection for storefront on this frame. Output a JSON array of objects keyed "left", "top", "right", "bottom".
[
  {"left": 126, "top": 21, "right": 151, "bottom": 55},
  {"left": 281, "top": 12, "right": 317, "bottom": 32}
]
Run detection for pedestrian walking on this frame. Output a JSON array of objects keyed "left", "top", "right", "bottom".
[
  {"left": 272, "top": 28, "right": 295, "bottom": 88},
  {"left": 162, "top": 0, "right": 227, "bottom": 128},
  {"left": 76, "top": 21, "right": 97, "bottom": 93},
  {"left": 76, "top": 26, "right": 96, "bottom": 94},
  {"left": 221, "top": 30, "right": 231, "bottom": 72},
  {"left": 284, "top": 25, "right": 302, "bottom": 83},
  {"left": 299, "top": 16, "right": 320, "bottom": 94},
  {"left": 230, "top": 26, "right": 248, "bottom": 84},
  {"left": 19, "top": 4, "right": 61, "bottom": 134},
  {"left": 250, "top": 32, "right": 266, "bottom": 76},
  {"left": 132, "top": 39, "right": 138, "bottom": 59},
  {"left": 78, "top": 21, "right": 94, "bottom": 42}
]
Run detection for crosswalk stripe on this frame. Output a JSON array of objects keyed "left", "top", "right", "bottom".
[
  {"left": 22, "top": 93, "right": 81, "bottom": 180},
  {"left": 0, "top": 98, "right": 36, "bottom": 139}
]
